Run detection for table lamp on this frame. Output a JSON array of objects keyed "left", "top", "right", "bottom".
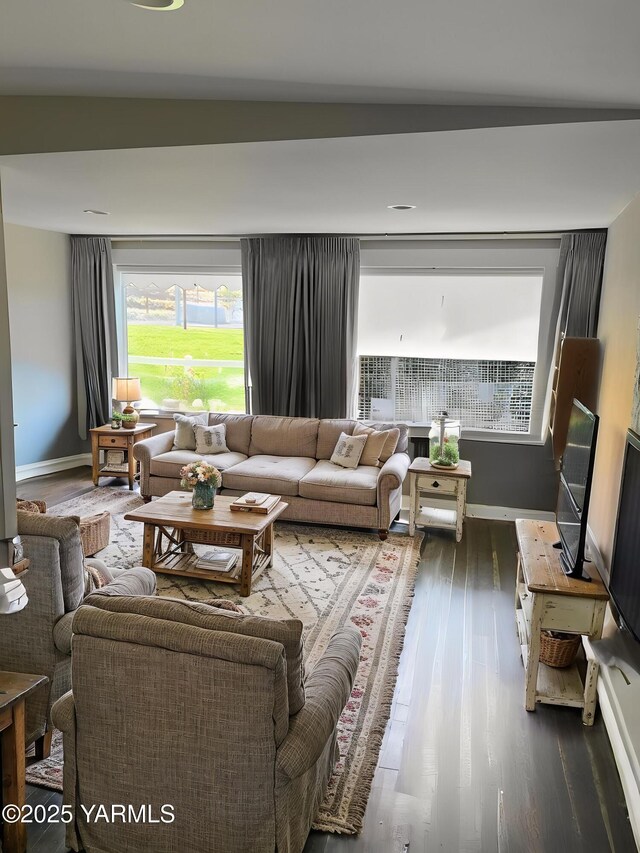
[{"left": 112, "top": 377, "right": 142, "bottom": 426}]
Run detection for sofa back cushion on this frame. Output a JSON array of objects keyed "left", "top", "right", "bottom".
[
  {"left": 207, "top": 413, "right": 254, "bottom": 455},
  {"left": 249, "top": 415, "right": 319, "bottom": 459},
  {"left": 84, "top": 594, "right": 306, "bottom": 714},
  {"left": 316, "top": 419, "right": 356, "bottom": 460},
  {"left": 17, "top": 511, "right": 85, "bottom": 612}
]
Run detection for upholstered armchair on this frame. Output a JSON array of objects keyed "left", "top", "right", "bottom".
[
  {"left": 0, "top": 511, "right": 156, "bottom": 758},
  {"left": 52, "top": 595, "right": 361, "bottom": 853}
]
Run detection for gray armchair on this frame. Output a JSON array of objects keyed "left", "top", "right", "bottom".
[
  {"left": 0, "top": 511, "right": 156, "bottom": 758},
  {"left": 52, "top": 595, "right": 361, "bottom": 853}
]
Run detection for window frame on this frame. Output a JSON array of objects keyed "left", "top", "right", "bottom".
[
  {"left": 114, "top": 263, "right": 245, "bottom": 413},
  {"left": 358, "top": 239, "right": 562, "bottom": 444}
]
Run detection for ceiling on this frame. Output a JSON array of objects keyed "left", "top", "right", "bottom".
[
  {"left": 1, "top": 0, "right": 640, "bottom": 107},
  {"left": 2, "top": 121, "right": 640, "bottom": 235},
  {"left": 1, "top": 1, "right": 640, "bottom": 235}
]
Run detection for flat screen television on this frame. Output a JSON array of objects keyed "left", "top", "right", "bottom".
[
  {"left": 555, "top": 399, "right": 599, "bottom": 580},
  {"left": 609, "top": 430, "right": 640, "bottom": 641}
]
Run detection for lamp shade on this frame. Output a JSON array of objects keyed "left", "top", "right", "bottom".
[{"left": 112, "top": 377, "right": 142, "bottom": 402}]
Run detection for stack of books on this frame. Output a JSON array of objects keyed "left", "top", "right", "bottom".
[
  {"left": 195, "top": 550, "right": 240, "bottom": 573},
  {"left": 230, "top": 493, "right": 280, "bottom": 513}
]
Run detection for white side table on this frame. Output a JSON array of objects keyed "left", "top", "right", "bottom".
[{"left": 408, "top": 458, "right": 472, "bottom": 542}]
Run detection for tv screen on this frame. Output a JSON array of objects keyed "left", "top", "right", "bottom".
[
  {"left": 609, "top": 430, "right": 640, "bottom": 641},
  {"left": 556, "top": 399, "right": 599, "bottom": 578}
]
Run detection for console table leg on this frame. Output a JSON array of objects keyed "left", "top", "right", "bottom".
[
  {"left": 582, "top": 658, "right": 600, "bottom": 726},
  {"left": 525, "top": 595, "right": 543, "bottom": 711},
  {"left": 409, "top": 473, "right": 417, "bottom": 536}
]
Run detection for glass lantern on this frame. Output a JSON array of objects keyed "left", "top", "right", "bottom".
[{"left": 428, "top": 411, "right": 461, "bottom": 468}]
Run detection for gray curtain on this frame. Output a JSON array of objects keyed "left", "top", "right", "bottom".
[
  {"left": 71, "top": 237, "right": 118, "bottom": 438},
  {"left": 241, "top": 236, "right": 360, "bottom": 418},
  {"left": 557, "top": 231, "right": 607, "bottom": 337}
]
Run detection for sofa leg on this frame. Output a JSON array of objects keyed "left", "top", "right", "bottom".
[
  {"left": 143, "top": 496, "right": 152, "bottom": 504},
  {"left": 34, "top": 729, "right": 52, "bottom": 761},
  {"left": 378, "top": 529, "right": 388, "bottom": 541}
]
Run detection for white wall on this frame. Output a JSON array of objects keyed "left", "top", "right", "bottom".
[{"left": 4, "top": 223, "right": 86, "bottom": 467}]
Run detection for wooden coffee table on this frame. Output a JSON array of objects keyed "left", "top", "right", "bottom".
[{"left": 124, "top": 491, "right": 288, "bottom": 596}]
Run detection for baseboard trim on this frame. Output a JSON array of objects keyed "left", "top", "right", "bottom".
[
  {"left": 16, "top": 453, "right": 92, "bottom": 482},
  {"left": 400, "top": 494, "right": 554, "bottom": 522}
]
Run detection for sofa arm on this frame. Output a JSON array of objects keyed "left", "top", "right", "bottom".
[
  {"left": 133, "top": 431, "right": 175, "bottom": 495},
  {"left": 376, "top": 452, "right": 410, "bottom": 528},
  {"left": 85, "top": 567, "right": 157, "bottom": 601},
  {"left": 276, "top": 627, "right": 361, "bottom": 781},
  {"left": 51, "top": 691, "right": 81, "bottom": 852}
]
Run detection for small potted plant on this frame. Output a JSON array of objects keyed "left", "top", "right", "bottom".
[
  {"left": 180, "top": 461, "right": 222, "bottom": 510},
  {"left": 120, "top": 413, "right": 137, "bottom": 431},
  {"left": 110, "top": 412, "right": 122, "bottom": 430}
]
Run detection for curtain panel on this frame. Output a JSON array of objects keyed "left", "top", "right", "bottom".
[
  {"left": 556, "top": 231, "right": 607, "bottom": 338},
  {"left": 71, "top": 237, "right": 118, "bottom": 438},
  {"left": 241, "top": 236, "right": 360, "bottom": 419}
]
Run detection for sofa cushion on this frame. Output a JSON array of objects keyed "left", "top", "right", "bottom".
[
  {"left": 82, "top": 594, "right": 306, "bottom": 714},
  {"left": 249, "top": 416, "right": 319, "bottom": 458},
  {"left": 366, "top": 421, "right": 408, "bottom": 457},
  {"left": 353, "top": 422, "right": 400, "bottom": 464},
  {"left": 194, "top": 423, "right": 228, "bottom": 455},
  {"left": 221, "top": 455, "right": 316, "bottom": 496},
  {"left": 316, "top": 419, "right": 356, "bottom": 460},
  {"left": 173, "top": 412, "right": 208, "bottom": 450},
  {"left": 207, "top": 413, "right": 254, "bottom": 455},
  {"left": 150, "top": 449, "right": 247, "bottom": 479},
  {"left": 299, "top": 460, "right": 379, "bottom": 506}
]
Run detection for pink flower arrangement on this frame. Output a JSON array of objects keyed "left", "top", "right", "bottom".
[{"left": 180, "top": 460, "right": 222, "bottom": 489}]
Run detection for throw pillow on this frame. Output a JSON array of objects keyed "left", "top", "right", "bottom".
[
  {"left": 330, "top": 431, "right": 367, "bottom": 469},
  {"left": 194, "top": 423, "right": 229, "bottom": 455},
  {"left": 353, "top": 422, "right": 400, "bottom": 463},
  {"left": 351, "top": 424, "right": 388, "bottom": 467},
  {"left": 173, "top": 412, "right": 208, "bottom": 450}
]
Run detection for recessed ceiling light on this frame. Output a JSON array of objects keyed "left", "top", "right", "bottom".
[
  {"left": 128, "top": 0, "right": 185, "bottom": 9},
  {"left": 387, "top": 204, "right": 417, "bottom": 211},
  {"left": 84, "top": 209, "right": 111, "bottom": 215}
]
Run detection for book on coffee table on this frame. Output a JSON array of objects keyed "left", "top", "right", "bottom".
[
  {"left": 195, "top": 549, "right": 240, "bottom": 573},
  {"left": 230, "top": 493, "right": 280, "bottom": 514}
]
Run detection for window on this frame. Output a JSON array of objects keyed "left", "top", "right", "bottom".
[
  {"left": 358, "top": 271, "right": 544, "bottom": 434},
  {"left": 122, "top": 272, "right": 244, "bottom": 412}
]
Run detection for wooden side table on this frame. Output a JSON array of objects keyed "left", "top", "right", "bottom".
[
  {"left": 515, "top": 519, "right": 609, "bottom": 725},
  {"left": 408, "top": 458, "right": 472, "bottom": 542},
  {"left": 0, "top": 671, "right": 48, "bottom": 853},
  {"left": 90, "top": 423, "right": 156, "bottom": 490}
]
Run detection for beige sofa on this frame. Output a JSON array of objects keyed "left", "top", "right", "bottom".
[{"left": 134, "top": 413, "right": 410, "bottom": 538}]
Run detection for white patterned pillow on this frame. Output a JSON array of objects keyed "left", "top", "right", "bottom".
[
  {"left": 330, "top": 432, "right": 367, "bottom": 469},
  {"left": 194, "top": 423, "right": 229, "bottom": 455}
]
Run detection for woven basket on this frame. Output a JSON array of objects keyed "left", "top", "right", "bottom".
[
  {"left": 80, "top": 511, "right": 111, "bottom": 557},
  {"left": 539, "top": 631, "right": 581, "bottom": 668}
]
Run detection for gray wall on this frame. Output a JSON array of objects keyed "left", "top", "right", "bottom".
[
  {"left": 4, "top": 223, "right": 87, "bottom": 467},
  {"left": 0, "top": 183, "right": 17, "bottom": 542}
]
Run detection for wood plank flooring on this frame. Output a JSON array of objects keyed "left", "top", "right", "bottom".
[{"left": 14, "top": 469, "right": 635, "bottom": 852}]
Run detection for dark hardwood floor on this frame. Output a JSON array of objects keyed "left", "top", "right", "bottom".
[{"left": 14, "top": 469, "right": 635, "bottom": 852}]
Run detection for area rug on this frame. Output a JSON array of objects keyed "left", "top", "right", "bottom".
[{"left": 26, "top": 487, "right": 423, "bottom": 835}]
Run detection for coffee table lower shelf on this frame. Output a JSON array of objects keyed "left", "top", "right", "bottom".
[{"left": 153, "top": 547, "right": 271, "bottom": 586}]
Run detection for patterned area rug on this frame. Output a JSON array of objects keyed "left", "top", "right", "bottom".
[{"left": 26, "top": 487, "right": 423, "bottom": 835}]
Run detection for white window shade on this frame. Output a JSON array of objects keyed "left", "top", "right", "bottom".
[{"left": 357, "top": 273, "right": 543, "bottom": 361}]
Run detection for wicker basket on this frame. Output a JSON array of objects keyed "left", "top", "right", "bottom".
[
  {"left": 80, "top": 511, "right": 111, "bottom": 557},
  {"left": 539, "top": 631, "right": 581, "bottom": 668}
]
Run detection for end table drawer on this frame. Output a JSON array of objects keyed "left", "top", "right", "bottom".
[
  {"left": 99, "top": 434, "right": 129, "bottom": 448},
  {"left": 417, "top": 476, "right": 458, "bottom": 495}
]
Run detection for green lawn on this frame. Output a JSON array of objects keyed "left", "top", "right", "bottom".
[
  {"left": 127, "top": 324, "right": 245, "bottom": 411},
  {"left": 128, "top": 324, "right": 244, "bottom": 360}
]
